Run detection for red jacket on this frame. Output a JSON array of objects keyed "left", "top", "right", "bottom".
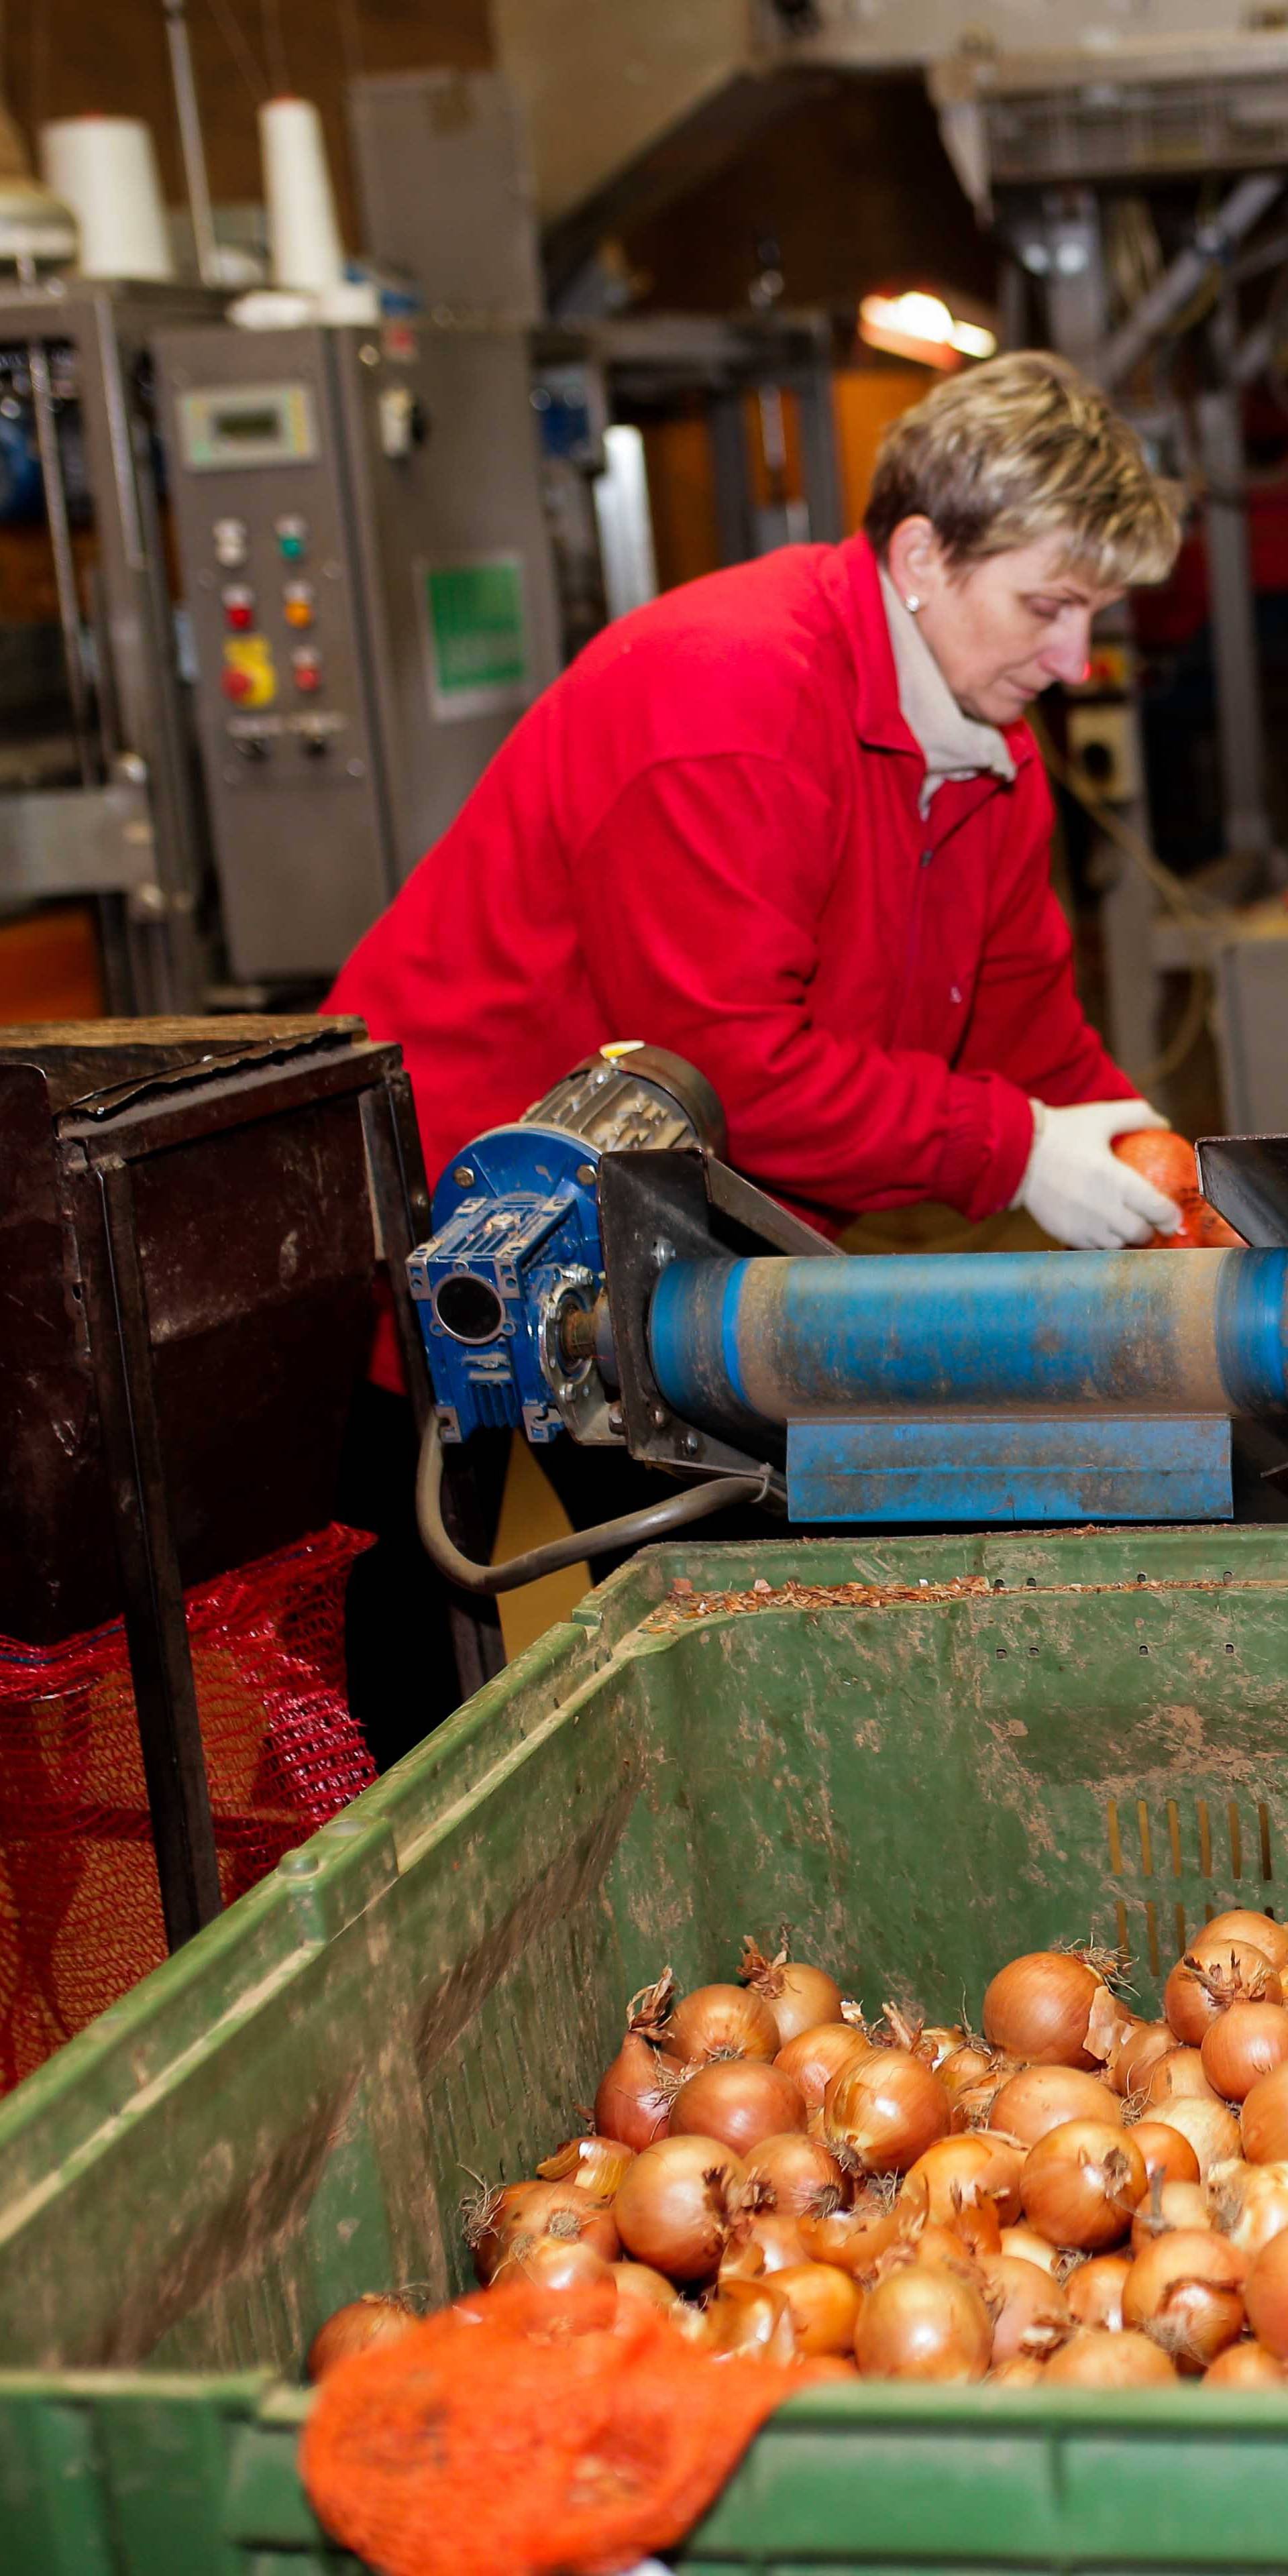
[{"left": 328, "top": 531, "right": 1132, "bottom": 1238}]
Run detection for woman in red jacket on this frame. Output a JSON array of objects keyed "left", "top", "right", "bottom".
[{"left": 330, "top": 352, "right": 1184, "bottom": 1748}]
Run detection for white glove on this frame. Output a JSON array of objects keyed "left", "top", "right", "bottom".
[{"left": 1013, "top": 1098, "right": 1181, "bottom": 1249}]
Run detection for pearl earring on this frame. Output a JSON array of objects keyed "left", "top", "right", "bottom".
[{"left": 905, "top": 594, "right": 921, "bottom": 614}]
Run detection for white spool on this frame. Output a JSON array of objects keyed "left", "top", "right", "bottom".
[
  {"left": 259, "top": 97, "right": 345, "bottom": 295},
  {"left": 39, "top": 117, "right": 173, "bottom": 280}
]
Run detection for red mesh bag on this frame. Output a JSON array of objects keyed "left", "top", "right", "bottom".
[
  {"left": 301, "top": 2275, "right": 817, "bottom": 2576},
  {"left": 0, "top": 1524, "right": 376, "bottom": 2092}
]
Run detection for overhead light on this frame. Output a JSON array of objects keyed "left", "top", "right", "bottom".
[{"left": 859, "top": 290, "right": 997, "bottom": 370}]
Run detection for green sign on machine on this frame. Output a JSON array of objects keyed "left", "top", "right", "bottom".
[{"left": 423, "top": 555, "right": 531, "bottom": 721}]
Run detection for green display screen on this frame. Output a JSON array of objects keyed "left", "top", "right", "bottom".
[{"left": 424, "top": 557, "right": 529, "bottom": 714}]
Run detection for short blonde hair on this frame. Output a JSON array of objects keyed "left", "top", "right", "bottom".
[{"left": 865, "top": 350, "right": 1182, "bottom": 588}]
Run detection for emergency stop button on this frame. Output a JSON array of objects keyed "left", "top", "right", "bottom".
[{"left": 221, "top": 664, "right": 254, "bottom": 701}]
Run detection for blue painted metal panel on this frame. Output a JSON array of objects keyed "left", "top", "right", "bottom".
[{"left": 787, "top": 1415, "right": 1232, "bottom": 1525}]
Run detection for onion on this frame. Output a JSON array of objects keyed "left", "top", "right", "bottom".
[
  {"left": 825, "top": 2050, "right": 951, "bottom": 2176},
  {"left": 1122, "top": 2229, "right": 1245, "bottom": 2371},
  {"left": 853, "top": 2260, "right": 992, "bottom": 2381},
  {"left": 951, "top": 2076, "right": 1016, "bottom": 2133},
  {"left": 306, "top": 2293, "right": 419, "bottom": 2381},
  {"left": 1163, "top": 1940, "right": 1280, "bottom": 2046},
  {"left": 1246, "top": 2229, "right": 1288, "bottom": 2358},
  {"left": 466, "top": 2180, "right": 541, "bottom": 2285},
  {"left": 665, "top": 1982, "right": 780, "bottom": 2066},
  {"left": 1240, "top": 2061, "right": 1288, "bottom": 2164},
  {"left": 1146, "top": 2094, "right": 1242, "bottom": 2180},
  {"left": 1020, "top": 2119, "right": 1147, "bottom": 2250},
  {"left": 988, "top": 2353, "right": 1046, "bottom": 2385},
  {"left": 775, "top": 2024, "right": 873, "bottom": 2111},
  {"left": 1066, "top": 2253, "right": 1130, "bottom": 2330},
  {"left": 1201, "top": 2003, "right": 1288, "bottom": 2104},
  {"left": 741, "top": 1937, "right": 843, "bottom": 2047},
  {"left": 613, "top": 2135, "right": 746, "bottom": 2282},
  {"left": 902, "top": 2132, "right": 1024, "bottom": 2228},
  {"left": 670, "top": 2059, "right": 806, "bottom": 2156},
  {"left": 1200, "top": 1909, "right": 1288, "bottom": 1976},
  {"left": 1205, "top": 2339, "right": 1287, "bottom": 2385},
  {"left": 797, "top": 2198, "right": 904, "bottom": 2278},
  {"left": 609, "top": 2261, "right": 679, "bottom": 2312},
  {"left": 773, "top": 2260, "right": 864, "bottom": 2355},
  {"left": 1000, "top": 2224, "right": 1062, "bottom": 2277},
  {"left": 1210, "top": 2159, "right": 1288, "bottom": 2263},
  {"left": 1128, "top": 2121, "right": 1201, "bottom": 2188},
  {"left": 979, "top": 2255, "right": 1071, "bottom": 2364},
  {"left": 1144, "top": 2047, "right": 1218, "bottom": 2108},
  {"left": 1044, "top": 2326, "right": 1177, "bottom": 2386},
  {"left": 743, "top": 2131, "right": 849, "bottom": 2216},
  {"left": 701, "top": 2275, "right": 798, "bottom": 2361},
  {"left": 494, "top": 2237, "right": 613, "bottom": 2295},
  {"left": 1130, "top": 2178, "right": 1211, "bottom": 2253},
  {"left": 470, "top": 2179, "right": 619, "bottom": 2284},
  {"left": 938, "top": 2043, "right": 1007, "bottom": 2108},
  {"left": 718, "top": 2212, "right": 810, "bottom": 2279},
  {"left": 594, "top": 2031, "right": 678, "bottom": 2153},
  {"left": 536, "top": 2135, "right": 635, "bottom": 2201},
  {"left": 982, "top": 1950, "right": 1112, "bottom": 2070},
  {"left": 909, "top": 2022, "right": 969, "bottom": 2072},
  {"left": 991, "top": 2066, "right": 1120, "bottom": 2147},
  {"left": 1109, "top": 2021, "right": 1175, "bottom": 2098}
]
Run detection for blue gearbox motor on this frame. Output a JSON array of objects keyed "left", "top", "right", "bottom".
[{"left": 408, "top": 1046, "right": 724, "bottom": 1444}]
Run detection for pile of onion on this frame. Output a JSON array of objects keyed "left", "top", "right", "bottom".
[{"left": 308, "top": 1909, "right": 1288, "bottom": 2398}]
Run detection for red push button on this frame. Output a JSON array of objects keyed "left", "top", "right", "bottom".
[
  {"left": 221, "top": 665, "right": 254, "bottom": 701},
  {"left": 222, "top": 586, "right": 254, "bottom": 631},
  {"left": 292, "top": 649, "right": 322, "bottom": 693}
]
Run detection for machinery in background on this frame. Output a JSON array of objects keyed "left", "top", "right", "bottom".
[
  {"left": 153, "top": 319, "right": 561, "bottom": 983},
  {"left": 409, "top": 1049, "right": 1288, "bottom": 1588}
]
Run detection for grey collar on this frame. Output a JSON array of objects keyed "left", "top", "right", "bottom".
[{"left": 879, "top": 569, "right": 1016, "bottom": 818}]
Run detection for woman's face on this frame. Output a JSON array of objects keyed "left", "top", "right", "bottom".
[{"left": 885, "top": 519, "right": 1122, "bottom": 728}]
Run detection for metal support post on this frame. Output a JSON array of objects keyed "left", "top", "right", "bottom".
[
  {"left": 791, "top": 362, "right": 845, "bottom": 544},
  {"left": 709, "top": 390, "right": 755, "bottom": 565},
  {"left": 1097, "top": 172, "right": 1283, "bottom": 389},
  {"left": 1195, "top": 378, "right": 1276, "bottom": 867}
]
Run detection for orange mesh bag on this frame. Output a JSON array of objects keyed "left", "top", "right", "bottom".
[
  {"left": 301, "top": 2276, "right": 815, "bottom": 2576},
  {"left": 0, "top": 1525, "right": 375, "bottom": 2090}
]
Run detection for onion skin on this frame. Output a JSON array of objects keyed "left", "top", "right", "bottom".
[
  {"left": 1210, "top": 2158, "right": 1288, "bottom": 2263},
  {"left": 743, "top": 2131, "right": 848, "bottom": 2216},
  {"left": 1122, "top": 2229, "right": 1245, "bottom": 2371},
  {"left": 988, "top": 2354, "right": 1045, "bottom": 2385},
  {"left": 670, "top": 2059, "right": 806, "bottom": 2156},
  {"left": 306, "top": 2294, "right": 419, "bottom": 2381},
  {"left": 473, "top": 2180, "right": 619, "bottom": 2284},
  {"left": 535, "top": 2135, "right": 635, "bottom": 2201},
  {"left": 609, "top": 2261, "right": 680, "bottom": 2312},
  {"left": 1205, "top": 2339, "right": 1287, "bottom": 2385},
  {"left": 938, "top": 2043, "right": 1007, "bottom": 2108},
  {"left": 702, "top": 2275, "right": 799, "bottom": 2361},
  {"left": 1144, "top": 2047, "right": 1219, "bottom": 2108},
  {"left": 665, "top": 1983, "right": 780, "bottom": 2066},
  {"left": 853, "top": 2260, "right": 992, "bottom": 2382},
  {"left": 983, "top": 1951, "right": 1110, "bottom": 2070},
  {"left": 775, "top": 2024, "right": 873, "bottom": 2112},
  {"left": 1246, "top": 2229, "right": 1288, "bottom": 2359},
  {"left": 1146, "top": 2094, "right": 1242, "bottom": 2180},
  {"left": 741, "top": 1941, "right": 844, "bottom": 2047},
  {"left": 1200, "top": 1910, "right": 1288, "bottom": 1976},
  {"left": 1000, "top": 2224, "right": 1062, "bottom": 2276},
  {"left": 613, "top": 2135, "right": 746, "bottom": 2282},
  {"left": 991, "top": 2065, "right": 1120, "bottom": 2147},
  {"left": 594, "top": 2032, "right": 677, "bottom": 2153},
  {"left": 1130, "top": 2178, "right": 1211, "bottom": 2253},
  {"left": 1066, "top": 2254, "right": 1130, "bottom": 2331},
  {"left": 1044, "top": 2326, "right": 1177, "bottom": 2386},
  {"left": 1129, "top": 2121, "right": 1201, "bottom": 2189},
  {"left": 902, "top": 2132, "right": 1024, "bottom": 2228},
  {"left": 1020, "top": 2120, "right": 1148, "bottom": 2251},
  {"left": 1164, "top": 1941, "right": 1280, "bottom": 2047},
  {"left": 773, "top": 2261, "right": 865, "bottom": 2355},
  {"left": 1201, "top": 2003, "right": 1288, "bottom": 2104},
  {"left": 718, "top": 2212, "right": 810, "bottom": 2279},
  {"left": 1110, "top": 2021, "right": 1175, "bottom": 2098},
  {"left": 797, "top": 2199, "right": 904, "bottom": 2278},
  {"left": 979, "top": 2255, "right": 1071, "bottom": 2365},
  {"left": 1240, "top": 2061, "right": 1288, "bottom": 2165},
  {"left": 825, "top": 2051, "right": 951, "bottom": 2177},
  {"left": 494, "top": 2237, "right": 613, "bottom": 2296}
]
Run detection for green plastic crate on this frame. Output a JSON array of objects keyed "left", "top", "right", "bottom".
[{"left": 6, "top": 1524, "right": 1288, "bottom": 2573}]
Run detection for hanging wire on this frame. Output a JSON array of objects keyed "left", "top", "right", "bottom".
[{"left": 203, "top": 0, "right": 267, "bottom": 105}]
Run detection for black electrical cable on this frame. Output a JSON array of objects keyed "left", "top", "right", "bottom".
[{"left": 415, "top": 1409, "right": 773, "bottom": 1597}]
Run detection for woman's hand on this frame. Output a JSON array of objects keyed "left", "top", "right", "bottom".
[{"left": 1012, "top": 1098, "right": 1181, "bottom": 1248}]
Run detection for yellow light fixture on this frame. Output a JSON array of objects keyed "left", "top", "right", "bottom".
[{"left": 859, "top": 290, "right": 996, "bottom": 370}]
